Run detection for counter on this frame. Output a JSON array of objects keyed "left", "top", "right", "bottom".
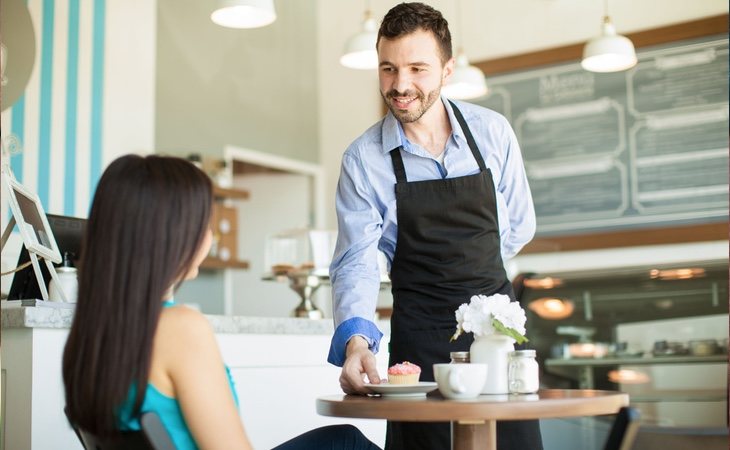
[
  {"left": 1, "top": 305, "right": 391, "bottom": 450},
  {"left": 2, "top": 303, "right": 389, "bottom": 335}
]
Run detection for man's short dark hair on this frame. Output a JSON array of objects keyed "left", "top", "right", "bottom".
[{"left": 377, "top": 2, "right": 452, "bottom": 64}]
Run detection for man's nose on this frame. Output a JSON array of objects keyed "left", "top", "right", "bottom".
[{"left": 391, "top": 72, "right": 412, "bottom": 94}]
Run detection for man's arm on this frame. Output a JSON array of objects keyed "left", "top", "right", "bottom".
[
  {"left": 328, "top": 151, "right": 385, "bottom": 392},
  {"left": 497, "top": 119, "right": 536, "bottom": 259}
]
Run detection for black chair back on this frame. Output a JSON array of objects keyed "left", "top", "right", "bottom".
[
  {"left": 65, "top": 407, "right": 176, "bottom": 450},
  {"left": 603, "top": 407, "right": 641, "bottom": 450}
]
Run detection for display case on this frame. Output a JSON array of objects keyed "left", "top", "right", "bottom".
[
  {"left": 261, "top": 229, "right": 391, "bottom": 319},
  {"left": 264, "top": 228, "right": 336, "bottom": 278},
  {"left": 261, "top": 229, "right": 337, "bottom": 319},
  {"left": 517, "top": 259, "right": 728, "bottom": 428}
]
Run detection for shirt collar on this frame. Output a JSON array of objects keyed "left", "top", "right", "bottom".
[{"left": 380, "top": 96, "right": 467, "bottom": 155}]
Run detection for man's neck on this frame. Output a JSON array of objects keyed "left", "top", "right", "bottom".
[{"left": 402, "top": 100, "right": 451, "bottom": 158}]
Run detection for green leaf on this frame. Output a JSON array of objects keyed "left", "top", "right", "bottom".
[{"left": 492, "top": 318, "right": 529, "bottom": 345}]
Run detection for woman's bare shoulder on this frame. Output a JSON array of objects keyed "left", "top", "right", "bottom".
[{"left": 157, "top": 305, "right": 216, "bottom": 351}]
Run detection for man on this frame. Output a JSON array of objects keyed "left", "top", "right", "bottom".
[{"left": 328, "top": 3, "right": 541, "bottom": 449}]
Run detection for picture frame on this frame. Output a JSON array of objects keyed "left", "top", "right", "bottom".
[{"left": 3, "top": 175, "right": 62, "bottom": 264}]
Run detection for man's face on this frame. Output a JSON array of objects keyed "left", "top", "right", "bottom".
[{"left": 378, "top": 29, "right": 454, "bottom": 124}]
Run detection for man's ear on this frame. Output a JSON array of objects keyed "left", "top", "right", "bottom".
[{"left": 442, "top": 57, "right": 455, "bottom": 86}]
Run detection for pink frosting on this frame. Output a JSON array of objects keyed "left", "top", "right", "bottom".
[{"left": 388, "top": 361, "right": 422, "bottom": 375}]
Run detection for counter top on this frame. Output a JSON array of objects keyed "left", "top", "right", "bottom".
[
  {"left": 1, "top": 304, "right": 391, "bottom": 336},
  {"left": 546, "top": 355, "right": 727, "bottom": 366}
]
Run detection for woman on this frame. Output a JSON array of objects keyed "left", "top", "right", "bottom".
[{"left": 62, "top": 154, "right": 378, "bottom": 450}]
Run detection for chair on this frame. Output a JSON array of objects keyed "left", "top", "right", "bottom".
[
  {"left": 65, "top": 407, "right": 176, "bottom": 450},
  {"left": 603, "top": 407, "right": 641, "bottom": 450}
]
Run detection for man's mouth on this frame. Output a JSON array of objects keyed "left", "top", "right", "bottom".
[{"left": 391, "top": 95, "right": 417, "bottom": 109}]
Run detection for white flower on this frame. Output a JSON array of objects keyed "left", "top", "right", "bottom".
[{"left": 451, "top": 293, "right": 528, "bottom": 344}]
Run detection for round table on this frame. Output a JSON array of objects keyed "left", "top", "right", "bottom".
[{"left": 317, "top": 389, "right": 629, "bottom": 450}]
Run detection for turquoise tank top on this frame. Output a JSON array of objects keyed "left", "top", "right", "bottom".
[{"left": 117, "top": 300, "right": 239, "bottom": 450}]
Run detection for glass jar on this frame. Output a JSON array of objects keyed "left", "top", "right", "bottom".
[
  {"left": 508, "top": 350, "right": 539, "bottom": 394},
  {"left": 449, "top": 351, "right": 470, "bottom": 364}
]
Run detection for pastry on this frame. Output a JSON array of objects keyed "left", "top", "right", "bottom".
[
  {"left": 387, "top": 361, "right": 421, "bottom": 385},
  {"left": 271, "top": 264, "right": 295, "bottom": 275}
]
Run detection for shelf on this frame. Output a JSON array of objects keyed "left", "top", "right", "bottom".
[
  {"left": 628, "top": 390, "right": 727, "bottom": 403},
  {"left": 201, "top": 257, "right": 249, "bottom": 270},
  {"left": 545, "top": 355, "right": 726, "bottom": 368},
  {"left": 213, "top": 185, "right": 249, "bottom": 200}
]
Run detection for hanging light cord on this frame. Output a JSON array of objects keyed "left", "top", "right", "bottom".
[{"left": 455, "top": 0, "right": 465, "bottom": 54}]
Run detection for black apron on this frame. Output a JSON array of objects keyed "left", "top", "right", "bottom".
[{"left": 385, "top": 102, "right": 543, "bottom": 450}]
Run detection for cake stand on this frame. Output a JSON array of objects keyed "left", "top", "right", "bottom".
[
  {"left": 262, "top": 269, "right": 329, "bottom": 319},
  {"left": 263, "top": 269, "right": 391, "bottom": 320}
]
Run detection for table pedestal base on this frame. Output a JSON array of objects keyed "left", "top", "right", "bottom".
[{"left": 452, "top": 420, "right": 496, "bottom": 450}]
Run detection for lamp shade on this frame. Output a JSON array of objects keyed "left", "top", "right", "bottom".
[
  {"left": 211, "top": 0, "right": 276, "bottom": 29},
  {"left": 442, "top": 51, "right": 487, "bottom": 100},
  {"left": 528, "top": 298, "right": 575, "bottom": 320},
  {"left": 340, "top": 16, "right": 378, "bottom": 70},
  {"left": 581, "top": 17, "right": 637, "bottom": 73}
]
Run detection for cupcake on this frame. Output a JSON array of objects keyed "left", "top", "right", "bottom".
[{"left": 387, "top": 361, "right": 421, "bottom": 385}]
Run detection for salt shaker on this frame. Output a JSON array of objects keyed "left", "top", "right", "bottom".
[
  {"left": 449, "top": 351, "right": 470, "bottom": 364},
  {"left": 508, "top": 350, "right": 539, "bottom": 394}
]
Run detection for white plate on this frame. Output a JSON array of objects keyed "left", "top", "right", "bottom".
[{"left": 366, "top": 382, "right": 438, "bottom": 397}]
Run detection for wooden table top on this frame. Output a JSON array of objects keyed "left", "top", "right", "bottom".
[{"left": 317, "top": 389, "right": 629, "bottom": 422}]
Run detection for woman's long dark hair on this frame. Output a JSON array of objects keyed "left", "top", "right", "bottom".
[{"left": 62, "top": 154, "right": 212, "bottom": 435}]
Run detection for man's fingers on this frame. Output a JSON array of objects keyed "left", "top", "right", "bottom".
[
  {"left": 339, "top": 372, "right": 357, "bottom": 394},
  {"left": 339, "top": 349, "right": 381, "bottom": 395},
  {"left": 363, "top": 356, "right": 382, "bottom": 385}
]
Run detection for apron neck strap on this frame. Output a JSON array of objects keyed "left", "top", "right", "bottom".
[
  {"left": 449, "top": 100, "right": 488, "bottom": 172},
  {"left": 389, "top": 101, "right": 488, "bottom": 182},
  {"left": 390, "top": 147, "right": 408, "bottom": 183}
]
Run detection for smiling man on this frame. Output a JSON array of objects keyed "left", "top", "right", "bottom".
[{"left": 328, "top": 3, "right": 541, "bottom": 449}]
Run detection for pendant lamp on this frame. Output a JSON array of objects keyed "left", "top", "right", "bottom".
[
  {"left": 211, "top": 0, "right": 277, "bottom": 29},
  {"left": 442, "top": 48, "right": 488, "bottom": 100},
  {"left": 581, "top": 0, "right": 637, "bottom": 73},
  {"left": 340, "top": 8, "right": 378, "bottom": 70},
  {"left": 442, "top": 0, "right": 487, "bottom": 100}
]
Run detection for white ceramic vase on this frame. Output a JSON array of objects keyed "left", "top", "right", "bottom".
[{"left": 470, "top": 334, "right": 515, "bottom": 394}]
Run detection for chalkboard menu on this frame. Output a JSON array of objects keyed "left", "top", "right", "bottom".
[{"left": 474, "top": 36, "right": 729, "bottom": 237}]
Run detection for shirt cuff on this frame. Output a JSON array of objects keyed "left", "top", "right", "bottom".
[{"left": 327, "top": 317, "right": 383, "bottom": 367}]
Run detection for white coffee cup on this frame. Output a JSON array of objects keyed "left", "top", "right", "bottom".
[{"left": 433, "top": 363, "right": 488, "bottom": 399}]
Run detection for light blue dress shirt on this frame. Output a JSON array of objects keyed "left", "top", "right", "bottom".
[{"left": 328, "top": 97, "right": 535, "bottom": 366}]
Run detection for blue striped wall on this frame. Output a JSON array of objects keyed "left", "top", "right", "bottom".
[{"left": 3, "top": 0, "right": 106, "bottom": 218}]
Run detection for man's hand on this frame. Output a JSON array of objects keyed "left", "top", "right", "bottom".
[{"left": 339, "top": 336, "right": 383, "bottom": 394}]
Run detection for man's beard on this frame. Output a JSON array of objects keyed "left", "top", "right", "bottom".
[{"left": 382, "top": 86, "right": 441, "bottom": 123}]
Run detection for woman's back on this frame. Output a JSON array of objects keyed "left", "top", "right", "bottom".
[{"left": 117, "top": 302, "right": 244, "bottom": 450}]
